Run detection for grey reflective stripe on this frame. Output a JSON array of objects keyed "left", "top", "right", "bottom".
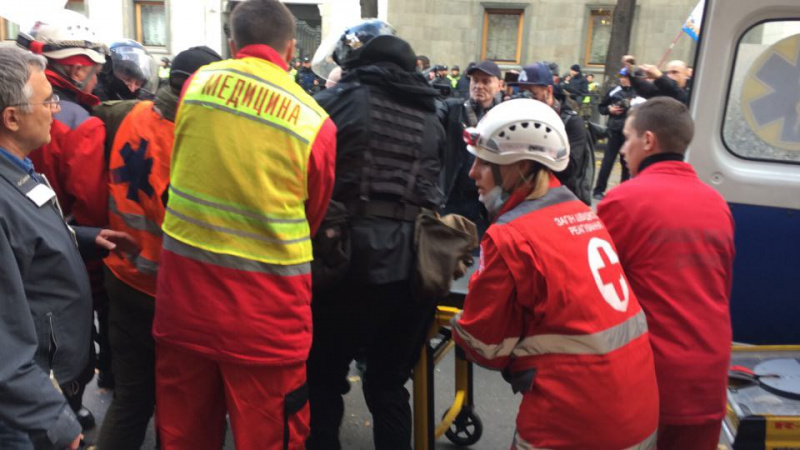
[
  {"left": 451, "top": 312, "right": 519, "bottom": 360},
  {"left": 182, "top": 99, "right": 309, "bottom": 144},
  {"left": 163, "top": 235, "right": 310, "bottom": 276},
  {"left": 169, "top": 186, "right": 306, "bottom": 224},
  {"left": 512, "top": 310, "right": 648, "bottom": 357},
  {"left": 165, "top": 207, "right": 310, "bottom": 245},
  {"left": 496, "top": 187, "right": 577, "bottom": 225},
  {"left": 512, "top": 429, "right": 656, "bottom": 450},
  {"left": 108, "top": 196, "right": 163, "bottom": 236},
  {"left": 128, "top": 253, "right": 159, "bottom": 276}
]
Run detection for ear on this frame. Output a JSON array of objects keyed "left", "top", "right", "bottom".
[
  {"left": 283, "top": 39, "right": 296, "bottom": 65},
  {"left": 228, "top": 38, "right": 237, "bottom": 58},
  {"left": 643, "top": 130, "right": 658, "bottom": 154},
  {"left": 2, "top": 107, "right": 22, "bottom": 132}
]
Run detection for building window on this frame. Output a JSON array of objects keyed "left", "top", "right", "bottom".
[
  {"left": 135, "top": 0, "right": 167, "bottom": 47},
  {"left": 65, "top": 0, "right": 87, "bottom": 15},
  {"left": 482, "top": 9, "right": 524, "bottom": 64},
  {"left": 585, "top": 8, "right": 613, "bottom": 66}
]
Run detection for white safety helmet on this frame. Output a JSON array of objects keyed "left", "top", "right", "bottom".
[
  {"left": 21, "top": 9, "right": 108, "bottom": 64},
  {"left": 464, "top": 99, "right": 570, "bottom": 172}
]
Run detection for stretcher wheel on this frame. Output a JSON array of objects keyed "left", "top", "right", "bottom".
[{"left": 443, "top": 407, "right": 483, "bottom": 446}]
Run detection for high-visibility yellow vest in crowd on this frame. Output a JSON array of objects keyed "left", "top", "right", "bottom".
[{"left": 162, "top": 56, "right": 329, "bottom": 266}]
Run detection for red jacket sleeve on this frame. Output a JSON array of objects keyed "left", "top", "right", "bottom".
[
  {"left": 451, "top": 231, "right": 524, "bottom": 370},
  {"left": 63, "top": 117, "right": 108, "bottom": 227},
  {"left": 305, "top": 117, "right": 337, "bottom": 236}
]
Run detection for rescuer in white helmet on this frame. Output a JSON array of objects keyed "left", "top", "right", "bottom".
[{"left": 451, "top": 98, "right": 661, "bottom": 450}]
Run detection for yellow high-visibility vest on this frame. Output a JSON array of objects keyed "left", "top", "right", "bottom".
[{"left": 163, "top": 56, "right": 329, "bottom": 266}]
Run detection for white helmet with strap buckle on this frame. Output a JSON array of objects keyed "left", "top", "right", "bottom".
[
  {"left": 21, "top": 9, "right": 108, "bottom": 64},
  {"left": 463, "top": 98, "right": 570, "bottom": 172}
]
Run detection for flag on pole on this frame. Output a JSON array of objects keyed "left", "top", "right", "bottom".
[{"left": 681, "top": 0, "right": 705, "bottom": 41}]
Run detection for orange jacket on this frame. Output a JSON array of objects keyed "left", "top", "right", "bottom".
[{"left": 105, "top": 101, "right": 173, "bottom": 296}]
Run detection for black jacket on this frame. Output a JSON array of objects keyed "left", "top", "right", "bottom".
[
  {"left": 0, "top": 154, "right": 100, "bottom": 449},
  {"left": 555, "top": 102, "right": 591, "bottom": 204},
  {"left": 631, "top": 74, "right": 689, "bottom": 105},
  {"left": 598, "top": 85, "right": 635, "bottom": 132},
  {"left": 564, "top": 73, "right": 589, "bottom": 101},
  {"left": 314, "top": 37, "right": 445, "bottom": 284}
]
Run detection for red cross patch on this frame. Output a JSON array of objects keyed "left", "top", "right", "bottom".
[{"left": 587, "top": 238, "right": 630, "bottom": 312}]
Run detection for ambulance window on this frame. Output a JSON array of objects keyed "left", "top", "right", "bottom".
[{"left": 722, "top": 20, "right": 800, "bottom": 163}]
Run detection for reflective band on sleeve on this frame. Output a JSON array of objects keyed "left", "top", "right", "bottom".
[
  {"left": 512, "top": 310, "right": 648, "bottom": 357},
  {"left": 451, "top": 312, "right": 520, "bottom": 361},
  {"left": 109, "top": 196, "right": 163, "bottom": 236},
  {"left": 128, "top": 253, "right": 159, "bottom": 276},
  {"left": 163, "top": 235, "right": 311, "bottom": 276}
]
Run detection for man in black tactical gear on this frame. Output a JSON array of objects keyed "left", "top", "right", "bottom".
[{"left": 306, "top": 19, "right": 445, "bottom": 450}]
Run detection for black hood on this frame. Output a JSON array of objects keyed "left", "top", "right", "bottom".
[
  {"left": 342, "top": 35, "right": 417, "bottom": 72},
  {"left": 340, "top": 36, "right": 440, "bottom": 112}
]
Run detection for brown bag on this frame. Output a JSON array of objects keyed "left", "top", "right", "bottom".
[{"left": 413, "top": 209, "right": 479, "bottom": 299}]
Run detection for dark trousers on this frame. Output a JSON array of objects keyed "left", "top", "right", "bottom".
[
  {"left": 0, "top": 421, "right": 33, "bottom": 450},
  {"left": 594, "top": 128, "right": 630, "bottom": 195},
  {"left": 96, "top": 268, "right": 155, "bottom": 450},
  {"left": 306, "top": 280, "right": 436, "bottom": 450}
]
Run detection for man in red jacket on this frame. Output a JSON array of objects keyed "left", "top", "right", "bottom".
[
  {"left": 452, "top": 99, "right": 659, "bottom": 449},
  {"left": 597, "top": 97, "right": 735, "bottom": 450}
]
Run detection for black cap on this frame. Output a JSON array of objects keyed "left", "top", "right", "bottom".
[
  {"left": 570, "top": 64, "right": 581, "bottom": 72},
  {"left": 452, "top": 65, "right": 460, "bottom": 71},
  {"left": 510, "top": 62, "right": 553, "bottom": 86},
  {"left": 466, "top": 60, "right": 501, "bottom": 79},
  {"left": 170, "top": 46, "right": 222, "bottom": 91}
]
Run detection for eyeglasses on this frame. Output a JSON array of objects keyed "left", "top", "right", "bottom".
[{"left": 8, "top": 94, "right": 61, "bottom": 111}]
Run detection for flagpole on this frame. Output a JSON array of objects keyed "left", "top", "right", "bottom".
[{"left": 658, "top": 30, "right": 685, "bottom": 68}]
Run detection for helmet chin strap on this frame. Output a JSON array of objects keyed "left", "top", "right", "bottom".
[{"left": 74, "top": 64, "right": 101, "bottom": 91}]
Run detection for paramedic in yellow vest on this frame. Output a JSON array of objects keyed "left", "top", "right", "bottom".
[
  {"left": 99, "top": 46, "right": 222, "bottom": 450},
  {"left": 152, "top": 1, "right": 337, "bottom": 448}
]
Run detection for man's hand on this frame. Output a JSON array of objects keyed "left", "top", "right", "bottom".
[
  {"left": 639, "top": 64, "right": 663, "bottom": 79},
  {"left": 67, "top": 434, "right": 83, "bottom": 450},
  {"left": 609, "top": 105, "right": 624, "bottom": 115},
  {"left": 95, "top": 229, "right": 140, "bottom": 257}
]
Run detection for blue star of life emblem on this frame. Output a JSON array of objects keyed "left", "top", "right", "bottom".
[
  {"left": 111, "top": 139, "right": 155, "bottom": 202},
  {"left": 748, "top": 42, "right": 800, "bottom": 145}
]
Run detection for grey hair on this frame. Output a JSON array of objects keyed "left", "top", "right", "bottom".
[{"left": 0, "top": 46, "right": 47, "bottom": 114}]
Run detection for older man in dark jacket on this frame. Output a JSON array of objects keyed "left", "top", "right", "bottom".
[{"left": 0, "top": 46, "right": 135, "bottom": 450}]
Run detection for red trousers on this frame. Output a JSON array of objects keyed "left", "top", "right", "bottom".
[
  {"left": 155, "top": 343, "right": 309, "bottom": 450},
  {"left": 657, "top": 421, "right": 722, "bottom": 450}
]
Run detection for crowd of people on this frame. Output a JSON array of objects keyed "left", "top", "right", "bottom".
[{"left": 0, "top": 1, "right": 731, "bottom": 449}]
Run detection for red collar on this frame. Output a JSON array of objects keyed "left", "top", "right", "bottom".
[
  {"left": 235, "top": 45, "right": 289, "bottom": 71},
  {"left": 45, "top": 69, "right": 100, "bottom": 108},
  {"left": 495, "top": 173, "right": 561, "bottom": 218}
]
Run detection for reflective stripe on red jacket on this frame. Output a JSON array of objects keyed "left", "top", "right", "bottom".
[
  {"left": 452, "top": 175, "right": 659, "bottom": 449},
  {"left": 105, "top": 101, "right": 173, "bottom": 297}
]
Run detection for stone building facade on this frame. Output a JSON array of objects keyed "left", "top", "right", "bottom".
[{"left": 3, "top": 0, "right": 698, "bottom": 80}]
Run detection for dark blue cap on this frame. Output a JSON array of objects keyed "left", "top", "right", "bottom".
[{"left": 512, "top": 62, "right": 553, "bottom": 86}]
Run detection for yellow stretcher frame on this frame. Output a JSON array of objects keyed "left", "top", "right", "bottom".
[
  {"left": 724, "top": 345, "right": 800, "bottom": 450},
  {"left": 413, "top": 305, "right": 482, "bottom": 449}
]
